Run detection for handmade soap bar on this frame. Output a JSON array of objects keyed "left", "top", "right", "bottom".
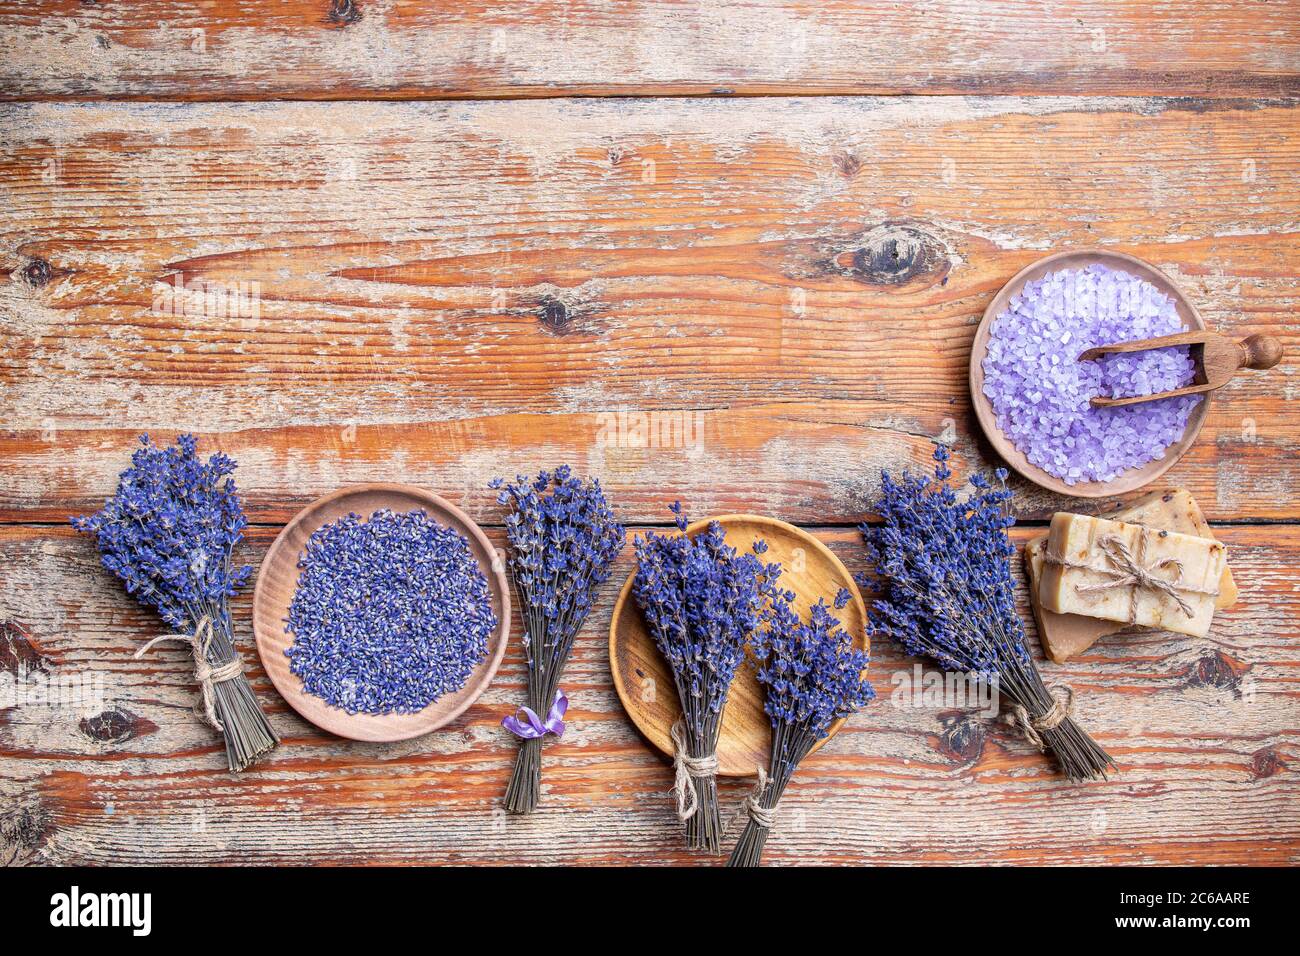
[
  {"left": 1040, "top": 513, "right": 1227, "bottom": 638},
  {"left": 1025, "top": 537, "right": 1115, "bottom": 663},
  {"left": 1026, "top": 489, "right": 1237, "bottom": 662}
]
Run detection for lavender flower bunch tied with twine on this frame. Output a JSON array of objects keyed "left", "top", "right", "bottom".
[
  {"left": 633, "top": 505, "right": 776, "bottom": 852},
  {"left": 728, "top": 588, "right": 874, "bottom": 867},
  {"left": 72, "top": 435, "right": 278, "bottom": 772},
  {"left": 861, "top": 446, "right": 1115, "bottom": 781},
  {"left": 492, "top": 466, "right": 624, "bottom": 814}
]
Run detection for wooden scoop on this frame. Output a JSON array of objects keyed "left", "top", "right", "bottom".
[{"left": 1080, "top": 331, "right": 1283, "bottom": 408}]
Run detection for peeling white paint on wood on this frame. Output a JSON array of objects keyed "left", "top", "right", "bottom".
[
  {"left": 1, "top": 98, "right": 1296, "bottom": 522},
  {"left": 0, "top": 1, "right": 1296, "bottom": 100}
]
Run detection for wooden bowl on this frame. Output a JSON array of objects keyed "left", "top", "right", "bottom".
[
  {"left": 252, "top": 483, "right": 510, "bottom": 742},
  {"left": 969, "top": 249, "right": 1210, "bottom": 498},
  {"left": 609, "top": 515, "right": 867, "bottom": 777}
]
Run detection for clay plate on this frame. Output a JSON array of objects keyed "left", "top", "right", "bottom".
[
  {"left": 609, "top": 515, "right": 868, "bottom": 777},
  {"left": 969, "top": 249, "right": 1209, "bottom": 498},
  {"left": 253, "top": 483, "right": 510, "bottom": 742}
]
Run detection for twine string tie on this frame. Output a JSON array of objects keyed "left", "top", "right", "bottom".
[
  {"left": 135, "top": 616, "right": 242, "bottom": 733},
  {"left": 1070, "top": 533, "right": 1200, "bottom": 619},
  {"left": 739, "top": 766, "right": 777, "bottom": 830},
  {"left": 669, "top": 718, "right": 718, "bottom": 822},
  {"left": 1006, "top": 684, "right": 1075, "bottom": 752}
]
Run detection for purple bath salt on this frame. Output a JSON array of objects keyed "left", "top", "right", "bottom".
[{"left": 981, "top": 264, "right": 1200, "bottom": 485}]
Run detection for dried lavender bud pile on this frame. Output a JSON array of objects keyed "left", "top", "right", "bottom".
[
  {"left": 286, "top": 509, "right": 496, "bottom": 715},
  {"left": 982, "top": 264, "right": 1201, "bottom": 484}
]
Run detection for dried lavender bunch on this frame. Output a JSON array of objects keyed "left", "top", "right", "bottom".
[
  {"left": 72, "top": 434, "right": 278, "bottom": 772},
  {"left": 492, "top": 466, "right": 624, "bottom": 814},
  {"left": 633, "top": 504, "right": 776, "bottom": 852},
  {"left": 728, "top": 588, "right": 874, "bottom": 867},
  {"left": 860, "top": 446, "right": 1115, "bottom": 781}
]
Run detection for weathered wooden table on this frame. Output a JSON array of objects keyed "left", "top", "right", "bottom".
[{"left": 2, "top": 3, "right": 1297, "bottom": 866}]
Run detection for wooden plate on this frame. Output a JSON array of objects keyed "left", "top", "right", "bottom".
[
  {"left": 609, "top": 515, "right": 867, "bottom": 777},
  {"left": 969, "top": 249, "right": 1210, "bottom": 498},
  {"left": 252, "top": 483, "right": 510, "bottom": 742}
]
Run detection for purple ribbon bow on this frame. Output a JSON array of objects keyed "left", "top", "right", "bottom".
[{"left": 502, "top": 689, "right": 568, "bottom": 740}]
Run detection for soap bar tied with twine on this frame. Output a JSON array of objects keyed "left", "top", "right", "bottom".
[
  {"left": 1051, "top": 532, "right": 1219, "bottom": 621},
  {"left": 73, "top": 434, "right": 278, "bottom": 773}
]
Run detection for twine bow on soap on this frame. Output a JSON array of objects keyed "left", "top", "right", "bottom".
[
  {"left": 135, "top": 615, "right": 243, "bottom": 733},
  {"left": 1074, "top": 532, "right": 1203, "bottom": 620},
  {"left": 669, "top": 718, "right": 718, "bottom": 822},
  {"left": 502, "top": 689, "right": 568, "bottom": 739}
]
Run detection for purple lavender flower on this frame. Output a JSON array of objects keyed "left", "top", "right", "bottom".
[
  {"left": 493, "top": 466, "right": 624, "bottom": 814},
  {"left": 285, "top": 509, "right": 497, "bottom": 715},
  {"left": 72, "top": 434, "right": 252, "bottom": 629},
  {"left": 728, "top": 588, "right": 874, "bottom": 866},
  {"left": 859, "top": 446, "right": 1114, "bottom": 781},
  {"left": 862, "top": 445, "right": 1023, "bottom": 679},
  {"left": 72, "top": 434, "right": 277, "bottom": 772},
  {"left": 752, "top": 592, "right": 874, "bottom": 737},
  {"left": 633, "top": 507, "right": 777, "bottom": 852}
]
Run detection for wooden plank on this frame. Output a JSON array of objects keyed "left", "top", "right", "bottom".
[
  {"left": 1, "top": 1, "right": 1298, "bottom": 100},
  {"left": 1, "top": 97, "right": 1297, "bottom": 523},
  {"left": 2, "top": 523, "right": 1295, "bottom": 866}
]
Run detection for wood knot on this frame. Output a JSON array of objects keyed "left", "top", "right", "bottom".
[
  {"left": 539, "top": 297, "right": 571, "bottom": 333},
  {"left": 80, "top": 707, "right": 154, "bottom": 744},
  {"left": 1251, "top": 747, "right": 1284, "bottom": 780},
  {"left": 1185, "top": 650, "right": 1246, "bottom": 696},
  {"left": 850, "top": 224, "right": 947, "bottom": 286},
  {"left": 833, "top": 151, "right": 862, "bottom": 178},
  {"left": 936, "top": 714, "right": 985, "bottom": 764},
  {"left": 327, "top": 0, "right": 361, "bottom": 25},
  {"left": 19, "top": 257, "right": 52, "bottom": 288},
  {"left": 805, "top": 224, "right": 951, "bottom": 289},
  {"left": 0, "top": 802, "right": 53, "bottom": 864},
  {"left": 0, "top": 620, "right": 50, "bottom": 678}
]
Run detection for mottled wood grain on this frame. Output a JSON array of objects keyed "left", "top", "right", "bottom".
[
  {"left": 3, "top": 4, "right": 1298, "bottom": 868},
  {"left": 1, "top": 524, "right": 1295, "bottom": 866},
  {"left": 0, "top": 1, "right": 1297, "bottom": 100},
  {"left": 1, "top": 97, "right": 1297, "bottom": 524}
]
